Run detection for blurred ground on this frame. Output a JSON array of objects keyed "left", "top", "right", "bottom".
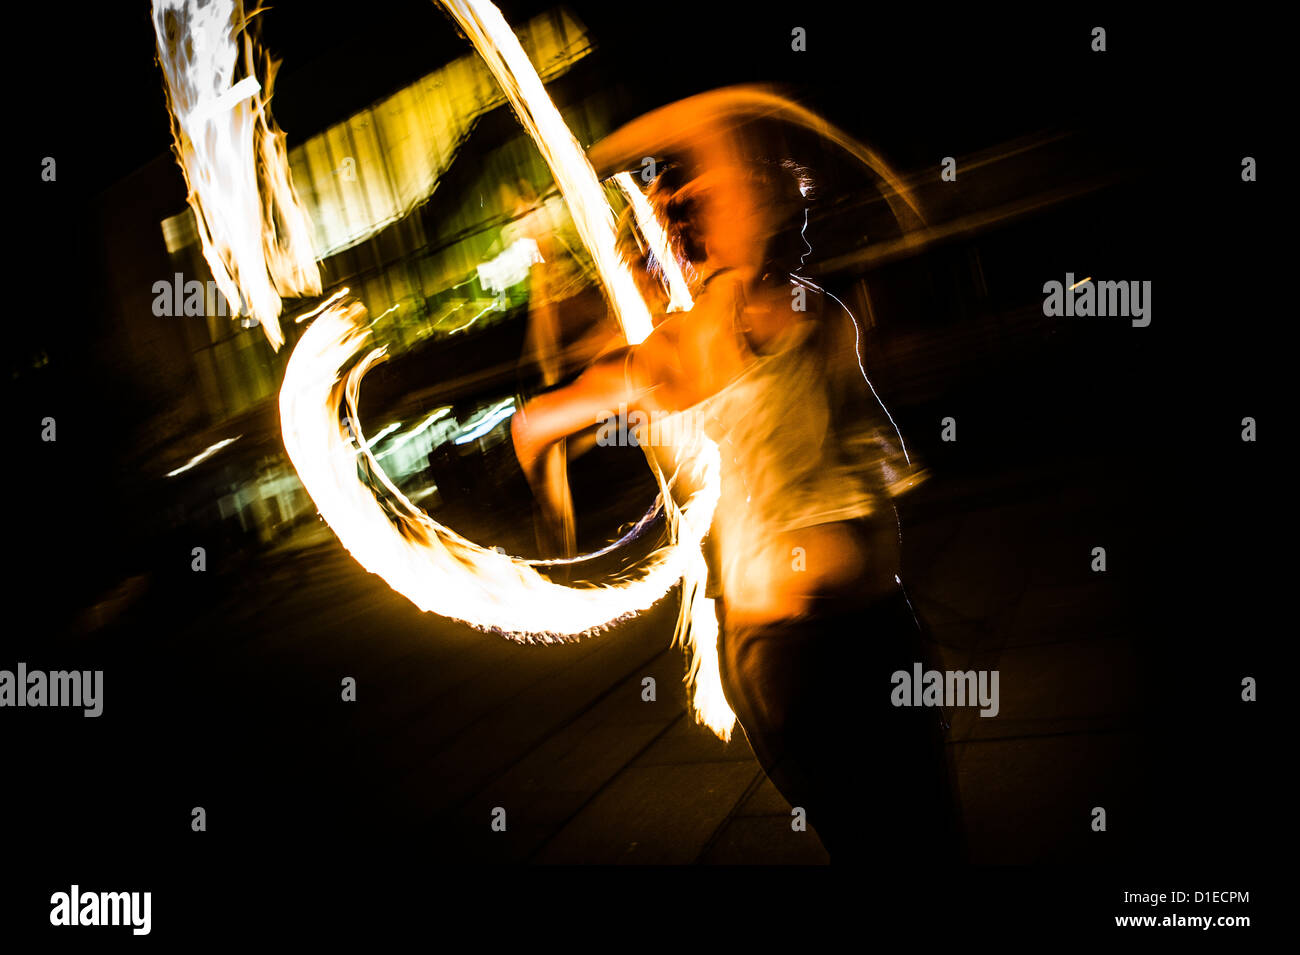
[{"left": 27, "top": 454, "right": 1139, "bottom": 867}]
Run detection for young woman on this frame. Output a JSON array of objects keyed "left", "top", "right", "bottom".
[{"left": 511, "top": 109, "right": 963, "bottom": 861}]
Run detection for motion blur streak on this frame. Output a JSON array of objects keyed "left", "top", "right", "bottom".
[
  {"left": 437, "top": 0, "right": 734, "bottom": 736},
  {"left": 587, "top": 84, "right": 927, "bottom": 233},
  {"left": 613, "top": 173, "right": 694, "bottom": 313},
  {"left": 437, "top": 0, "right": 653, "bottom": 345},
  {"left": 152, "top": 0, "right": 734, "bottom": 736},
  {"left": 610, "top": 173, "right": 732, "bottom": 736},
  {"left": 151, "top": 0, "right": 321, "bottom": 350},
  {"left": 278, "top": 300, "right": 721, "bottom": 640}
]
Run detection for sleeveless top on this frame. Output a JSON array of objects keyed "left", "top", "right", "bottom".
[{"left": 674, "top": 274, "right": 925, "bottom": 602}]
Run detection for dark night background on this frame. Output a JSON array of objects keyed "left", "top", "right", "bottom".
[{"left": 2, "top": 1, "right": 1283, "bottom": 937}]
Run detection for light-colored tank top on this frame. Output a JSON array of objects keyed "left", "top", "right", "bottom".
[{"left": 682, "top": 296, "right": 923, "bottom": 602}]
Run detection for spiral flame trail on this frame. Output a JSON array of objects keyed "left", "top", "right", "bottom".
[
  {"left": 434, "top": 0, "right": 733, "bottom": 735},
  {"left": 279, "top": 299, "right": 722, "bottom": 640},
  {"left": 151, "top": 0, "right": 737, "bottom": 735}
]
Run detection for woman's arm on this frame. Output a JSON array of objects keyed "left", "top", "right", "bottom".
[
  {"left": 512, "top": 301, "right": 700, "bottom": 478},
  {"left": 512, "top": 348, "right": 642, "bottom": 482},
  {"left": 511, "top": 346, "right": 647, "bottom": 556},
  {"left": 510, "top": 278, "right": 746, "bottom": 551}
]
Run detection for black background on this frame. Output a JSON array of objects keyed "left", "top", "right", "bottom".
[{"left": 2, "top": 1, "right": 1283, "bottom": 939}]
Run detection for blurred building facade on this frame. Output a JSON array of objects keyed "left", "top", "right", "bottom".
[{"left": 95, "top": 8, "right": 617, "bottom": 551}]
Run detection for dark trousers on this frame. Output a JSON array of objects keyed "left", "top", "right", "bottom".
[{"left": 717, "top": 584, "right": 965, "bottom": 862}]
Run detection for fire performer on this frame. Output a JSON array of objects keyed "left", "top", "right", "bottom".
[{"left": 511, "top": 99, "right": 964, "bottom": 860}]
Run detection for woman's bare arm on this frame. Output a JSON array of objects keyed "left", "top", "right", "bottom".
[
  {"left": 511, "top": 346, "right": 649, "bottom": 556},
  {"left": 512, "top": 348, "right": 640, "bottom": 481}
]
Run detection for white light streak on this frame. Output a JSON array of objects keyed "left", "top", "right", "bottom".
[{"left": 165, "top": 435, "right": 242, "bottom": 477}]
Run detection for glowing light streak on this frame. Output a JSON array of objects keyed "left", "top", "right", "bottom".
[
  {"left": 608, "top": 172, "right": 728, "bottom": 736},
  {"left": 360, "top": 422, "right": 401, "bottom": 451},
  {"left": 279, "top": 301, "right": 721, "bottom": 638},
  {"left": 438, "top": 0, "right": 653, "bottom": 344},
  {"left": 295, "top": 288, "right": 350, "bottom": 324},
  {"left": 165, "top": 436, "right": 242, "bottom": 477},
  {"left": 790, "top": 273, "right": 912, "bottom": 467},
  {"left": 188, "top": 75, "right": 261, "bottom": 123},
  {"left": 446, "top": 302, "right": 497, "bottom": 335},
  {"left": 376, "top": 408, "right": 452, "bottom": 457},
  {"left": 158, "top": 0, "right": 735, "bottom": 737},
  {"left": 437, "top": 1, "right": 734, "bottom": 736},
  {"left": 151, "top": 0, "right": 321, "bottom": 350},
  {"left": 612, "top": 173, "right": 694, "bottom": 313},
  {"left": 453, "top": 399, "right": 517, "bottom": 445}
]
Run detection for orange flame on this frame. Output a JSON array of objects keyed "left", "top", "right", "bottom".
[{"left": 154, "top": 0, "right": 736, "bottom": 738}]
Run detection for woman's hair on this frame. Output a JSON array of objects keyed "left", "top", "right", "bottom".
[
  {"left": 646, "top": 158, "right": 813, "bottom": 277},
  {"left": 614, "top": 201, "right": 670, "bottom": 315}
]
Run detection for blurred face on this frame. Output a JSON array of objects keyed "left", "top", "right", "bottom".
[{"left": 681, "top": 167, "right": 776, "bottom": 273}]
